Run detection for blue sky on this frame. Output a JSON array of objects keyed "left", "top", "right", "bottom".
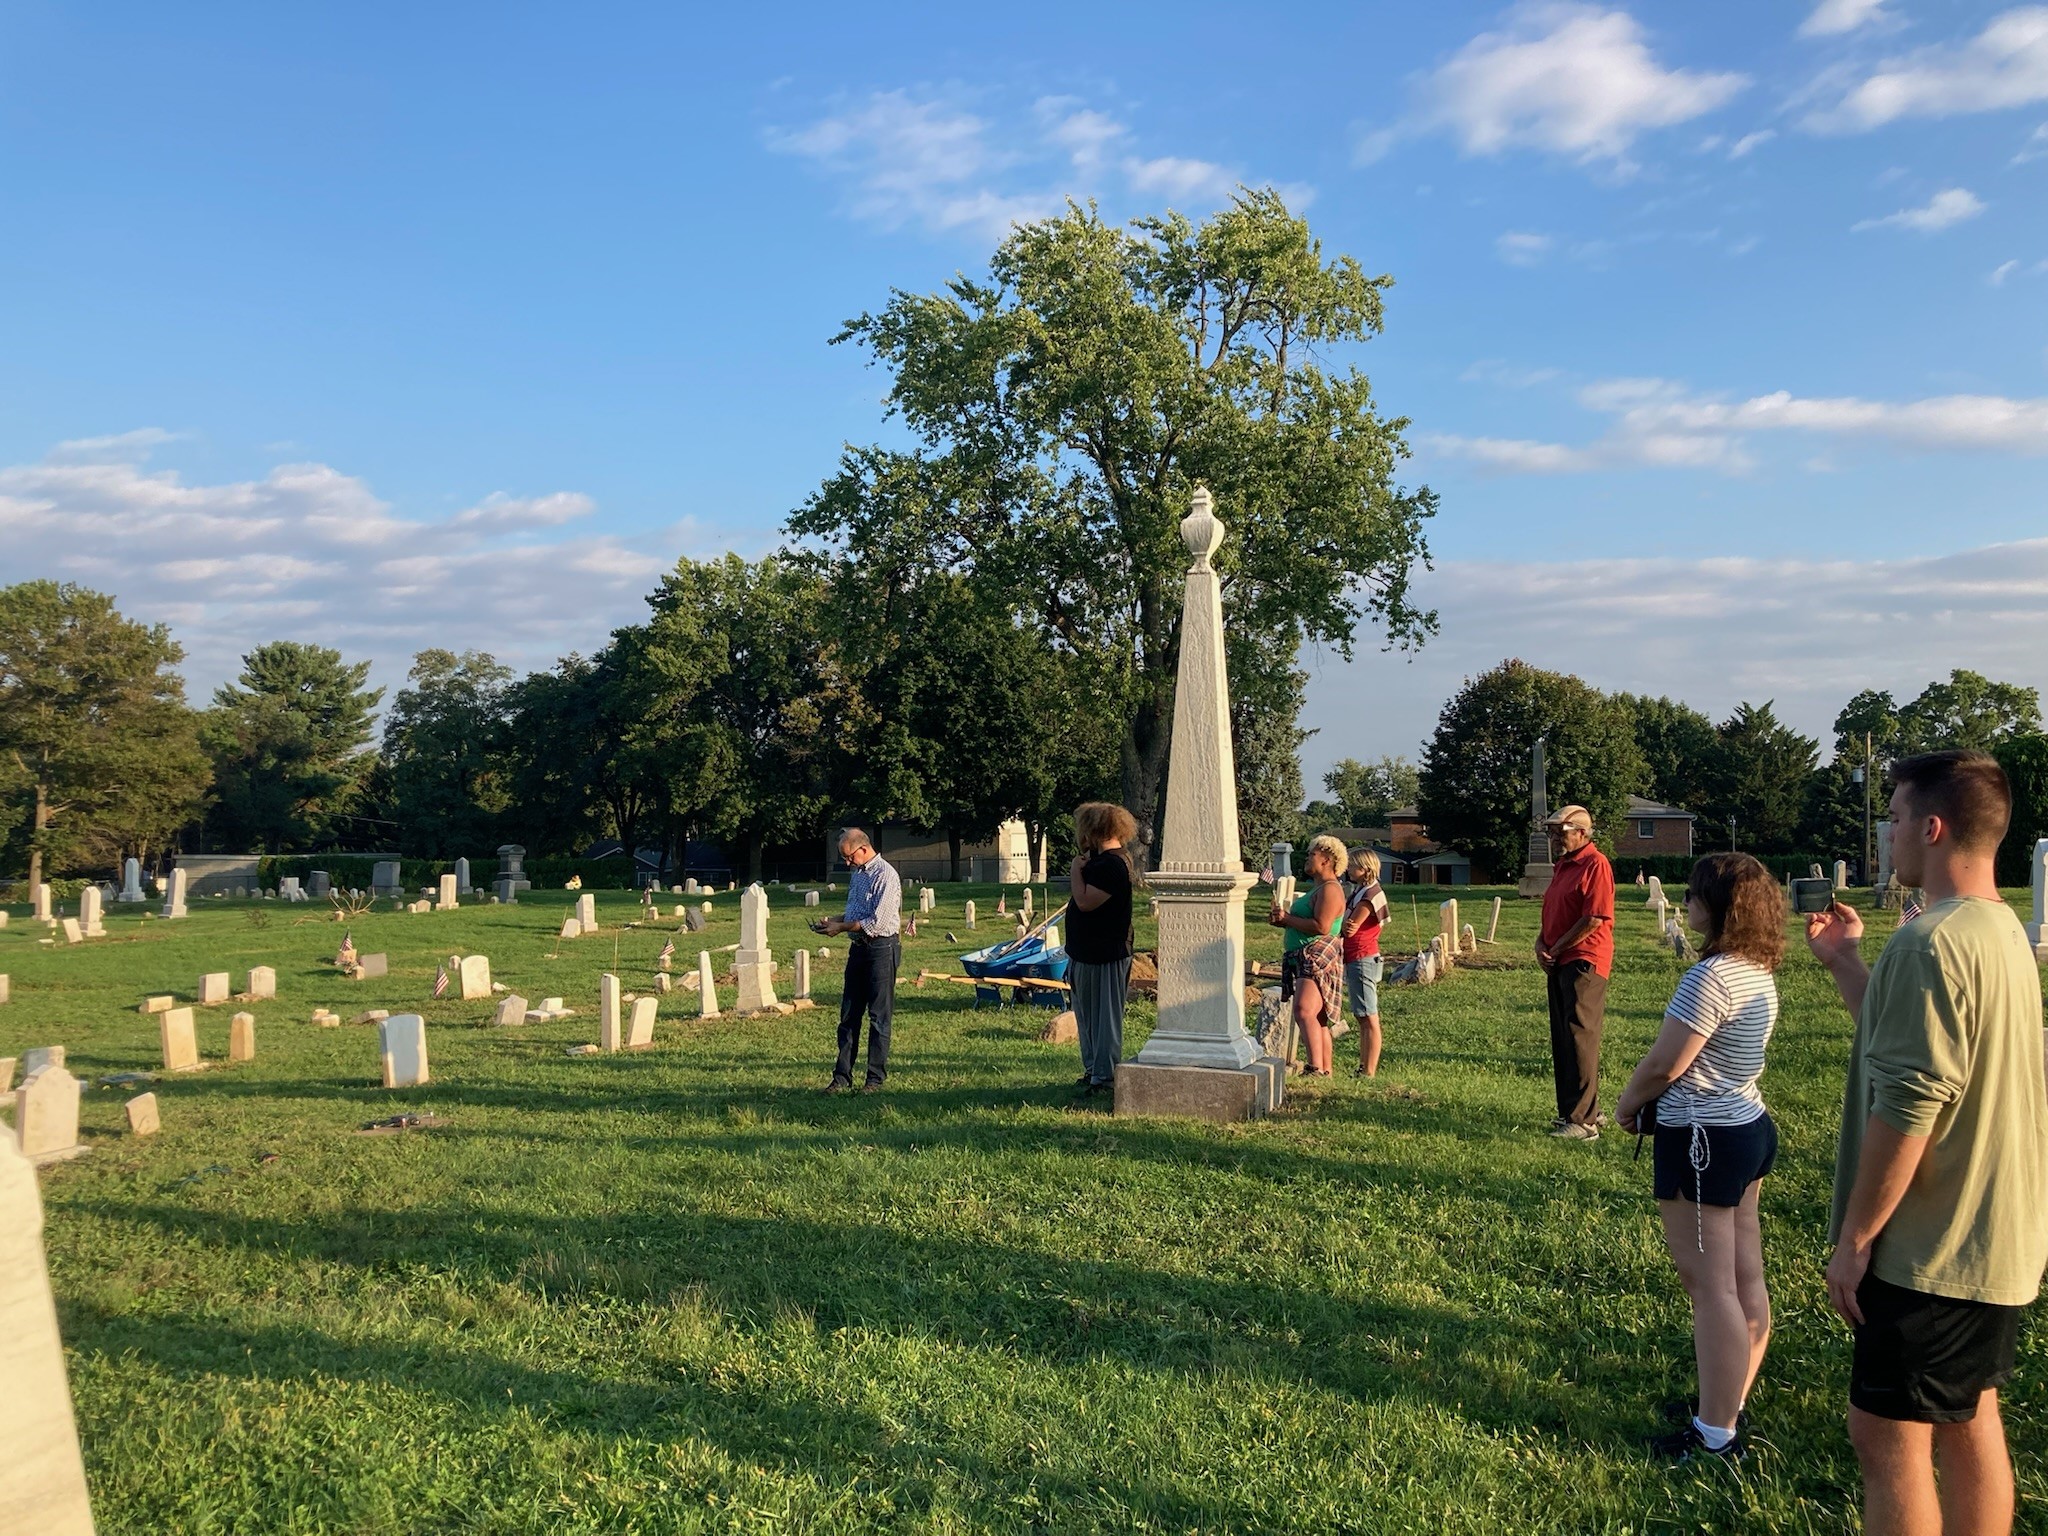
[{"left": 2, "top": 1, "right": 2044, "bottom": 782}]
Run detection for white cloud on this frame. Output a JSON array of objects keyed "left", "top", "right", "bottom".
[
  {"left": 1799, "top": 0, "right": 1896, "bottom": 38},
  {"left": 1495, "top": 229, "right": 1555, "bottom": 265},
  {"left": 1304, "top": 537, "right": 2048, "bottom": 771},
  {"left": 767, "top": 89, "right": 1298, "bottom": 238},
  {"left": 0, "top": 433, "right": 699, "bottom": 702},
  {"left": 1991, "top": 258, "right": 2022, "bottom": 284},
  {"left": 1426, "top": 375, "right": 2048, "bottom": 474},
  {"left": 2017, "top": 121, "right": 2048, "bottom": 160},
  {"left": 1807, "top": 8, "right": 2048, "bottom": 131},
  {"left": 1728, "top": 128, "right": 1776, "bottom": 157},
  {"left": 1852, "top": 186, "right": 1986, "bottom": 232},
  {"left": 1375, "top": 4, "right": 1747, "bottom": 171}
]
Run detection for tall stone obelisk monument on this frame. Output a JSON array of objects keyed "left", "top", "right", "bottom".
[
  {"left": 1116, "top": 488, "right": 1282, "bottom": 1121},
  {"left": 1516, "top": 736, "right": 1555, "bottom": 898}
]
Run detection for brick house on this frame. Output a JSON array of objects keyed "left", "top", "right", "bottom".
[{"left": 1622, "top": 795, "right": 1696, "bottom": 856}]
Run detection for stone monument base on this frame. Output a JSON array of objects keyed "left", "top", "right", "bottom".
[
  {"left": 1517, "top": 862, "right": 1553, "bottom": 898},
  {"left": 1113, "top": 1058, "right": 1286, "bottom": 1124}
]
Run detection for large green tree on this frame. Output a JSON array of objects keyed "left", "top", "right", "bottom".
[
  {"left": 381, "top": 649, "right": 512, "bottom": 857},
  {"left": 643, "top": 555, "right": 846, "bottom": 881},
  {"left": 1616, "top": 693, "right": 1718, "bottom": 811},
  {"left": 0, "top": 581, "right": 209, "bottom": 885},
  {"left": 1702, "top": 701, "right": 1819, "bottom": 853},
  {"left": 1416, "top": 660, "right": 1644, "bottom": 880},
  {"left": 1897, "top": 670, "right": 2040, "bottom": 754},
  {"left": 1992, "top": 732, "right": 2048, "bottom": 888},
  {"left": 790, "top": 191, "right": 1437, "bottom": 866},
  {"left": 1321, "top": 754, "right": 1420, "bottom": 825},
  {"left": 202, "top": 641, "right": 382, "bottom": 851}
]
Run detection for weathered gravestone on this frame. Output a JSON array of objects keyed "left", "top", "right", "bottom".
[
  {"left": 560, "top": 917, "right": 583, "bottom": 940},
  {"left": 697, "top": 953, "right": 720, "bottom": 1018},
  {"left": 454, "top": 857, "right": 472, "bottom": 895},
  {"left": 358, "top": 953, "right": 388, "bottom": 979},
  {"left": 160, "top": 1008, "right": 200, "bottom": 1072},
  {"left": 576, "top": 893, "right": 597, "bottom": 930},
  {"left": 370, "top": 861, "right": 404, "bottom": 898},
  {"left": 33, "top": 884, "right": 52, "bottom": 923},
  {"left": 627, "top": 996, "right": 657, "bottom": 1049},
  {"left": 964, "top": 900, "right": 977, "bottom": 929},
  {"left": 161, "top": 867, "right": 188, "bottom": 919},
  {"left": 458, "top": 955, "right": 491, "bottom": 1001},
  {"left": 77, "top": 887, "right": 104, "bottom": 938},
  {"left": 493, "top": 993, "right": 528, "bottom": 1026},
  {"left": 125, "top": 1093, "right": 159, "bottom": 1136},
  {"left": 247, "top": 966, "right": 276, "bottom": 1000},
  {"left": 0, "top": 1133, "right": 99, "bottom": 1534},
  {"left": 791, "top": 948, "right": 813, "bottom": 1009},
  {"left": 198, "top": 972, "right": 230, "bottom": 1006},
  {"left": 684, "top": 906, "right": 706, "bottom": 933},
  {"left": 119, "top": 856, "right": 146, "bottom": 903},
  {"left": 496, "top": 844, "right": 531, "bottom": 895},
  {"left": 308, "top": 869, "right": 332, "bottom": 898},
  {"left": 735, "top": 884, "right": 778, "bottom": 1011},
  {"left": 59, "top": 918, "right": 82, "bottom": 945},
  {"left": 804, "top": 890, "right": 819, "bottom": 907},
  {"left": 438, "top": 874, "right": 459, "bottom": 911},
  {"left": 229, "top": 1013, "right": 256, "bottom": 1063},
  {"left": 599, "top": 974, "right": 622, "bottom": 1052},
  {"left": 380, "top": 1015, "right": 429, "bottom": 1088},
  {"left": 20, "top": 1046, "right": 63, "bottom": 1080},
  {"left": 2028, "top": 839, "right": 2048, "bottom": 956},
  {"left": 17, "top": 1065, "right": 84, "bottom": 1164}
]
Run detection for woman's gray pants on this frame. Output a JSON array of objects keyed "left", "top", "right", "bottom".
[{"left": 1069, "top": 957, "right": 1131, "bottom": 1086}]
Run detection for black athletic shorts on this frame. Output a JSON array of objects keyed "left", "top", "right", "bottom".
[
  {"left": 1851, "top": 1273, "right": 2022, "bottom": 1423},
  {"left": 1652, "top": 1112, "right": 1778, "bottom": 1206}
]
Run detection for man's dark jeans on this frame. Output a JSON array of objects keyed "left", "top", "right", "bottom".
[
  {"left": 834, "top": 935, "right": 900, "bottom": 1087},
  {"left": 1546, "top": 959, "right": 1607, "bottom": 1125}
]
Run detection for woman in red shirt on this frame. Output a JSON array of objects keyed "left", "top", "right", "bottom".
[{"left": 1342, "top": 848, "right": 1390, "bottom": 1076}]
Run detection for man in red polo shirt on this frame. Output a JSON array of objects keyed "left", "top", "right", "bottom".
[{"left": 1536, "top": 804, "right": 1615, "bottom": 1140}]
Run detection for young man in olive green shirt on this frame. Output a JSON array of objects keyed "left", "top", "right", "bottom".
[{"left": 1808, "top": 750, "right": 2048, "bottom": 1536}]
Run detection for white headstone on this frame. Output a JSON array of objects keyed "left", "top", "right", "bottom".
[
  {"left": 0, "top": 975, "right": 9, "bottom": 1007},
  {"left": 1438, "top": 898, "right": 1460, "bottom": 955},
  {"left": 1131, "top": 489, "right": 1261, "bottom": 1074},
  {"left": 16, "top": 1066, "right": 82, "bottom": 1164},
  {"left": 21, "top": 1046, "right": 63, "bottom": 1078},
  {"left": 1833, "top": 859, "right": 1849, "bottom": 891},
  {"left": 697, "top": 953, "right": 720, "bottom": 1018},
  {"left": 77, "top": 887, "right": 103, "bottom": 938},
  {"left": 438, "top": 874, "right": 458, "bottom": 911},
  {"left": 793, "top": 948, "right": 811, "bottom": 1001},
  {"left": 458, "top": 955, "right": 491, "bottom": 1001},
  {"left": 0, "top": 1134, "right": 99, "bottom": 1534},
  {"left": 494, "top": 993, "right": 528, "bottom": 1026},
  {"left": 125, "top": 1093, "right": 159, "bottom": 1136},
  {"left": 685, "top": 878, "right": 700, "bottom": 894},
  {"left": 804, "top": 890, "right": 819, "bottom": 907},
  {"left": 1486, "top": 896, "right": 1503, "bottom": 944},
  {"left": 920, "top": 887, "right": 935, "bottom": 913},
  {"left": 599, "top": 973, "right": 621, "bottom": 1052},
  {"left": 160, "top": 1007, "right": 199, "bottom": 1071},
  {"left": 248, "top": 966, "right": 276, "bottom": 1000},
  {"left": 627, "top": 996, "right": 657, "bottom": 1049},
  {"left": 964, "top": 899, "right": 976, "bottom": 929},
  {"left": 198, "top": 972, "right": 230, "bottom": 1006},
  {"left": 2028, "top": 839, "right": 2048, "bottom": 953},
  {"left": 1644, "top": 875, "right": 1665, "bottom": 908},
  {"left": 161, "top": 867, "right": 188, "bottom": 919},
  {"left": 119, "top": 856, "right": 145, "bottom": 902},
  {"left": 575, "top": 893, "right": 597, "bottom": 930},
  {"left": 59, "top": 918, "right": 82, "bottom": 945},
  {"left": 736, "top": 958, "right": 779, "bottom": 1012},
  {"left": 380, "top": 1014, "right": 429, "bottom": 1088},
  {"left": 32, "top": 884, "right": 52, "bottom": 923},
  {"left": 559, "top": 917, "right": 582, "bottom": 940},
  {"left": 1022, "top": 887, "right": 1035, "bottom": 921},
  {"left": 739, "top": 883, "right": 770, "bottom": 961},
  {"left": 229, "top": 1012, "right": 256, "bottom": 1062}
]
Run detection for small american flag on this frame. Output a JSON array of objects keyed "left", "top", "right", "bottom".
[
  {"left": 659, "top": 935, "right": 676, "bottom": 962},
  {"left": 433, "top": 966, "right": 450, "bottom": 998},
  {"left": 1901, "top": 893, "right": 1924, "bottom": 923}
]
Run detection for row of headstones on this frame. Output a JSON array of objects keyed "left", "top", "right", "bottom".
[{"left": 5, "top": 1044, "right": 181, "bottom": 1165}]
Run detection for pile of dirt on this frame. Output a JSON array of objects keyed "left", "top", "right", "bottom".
[{"left": 1127, "top": 950, "right": 1159, "bottom": 999}]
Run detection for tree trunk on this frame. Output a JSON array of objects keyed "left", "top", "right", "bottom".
[
  {"left": 27, "top": 782, "right": 50, "bottom": 890},
  {"left": 947, "top": 828, "right": 962, "bottom": 883},
  {"left": 1121, "top": 689, "right": 1174, "bottom": 872},
  {"left": 746, "top": 836, "right": 764, "bottom": 884}
]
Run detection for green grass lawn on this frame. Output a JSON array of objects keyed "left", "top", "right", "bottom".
[{"left": 2, "top": 880, "right": 2042, "bottom": 1534}]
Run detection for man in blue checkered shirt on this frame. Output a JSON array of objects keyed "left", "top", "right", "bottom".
[{"left": 818, "top": 827, "right": 901, "bottom": 1092}]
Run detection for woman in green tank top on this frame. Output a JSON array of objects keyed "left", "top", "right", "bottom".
[{"left": 1269, "top": 835, "right": 1347, "bottom": 1075}]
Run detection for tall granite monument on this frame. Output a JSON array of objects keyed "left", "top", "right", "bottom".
[
  {"left": 1516, "top": 736, "right": 1555, "bottom": 898},
  {"left": 1115, "top": 488, "right": 1283, "bottom": 1123}
]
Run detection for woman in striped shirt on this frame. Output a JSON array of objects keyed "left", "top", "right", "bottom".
[{"left": 1616, "top": 852, "right": 1786, "bottom": 1464}]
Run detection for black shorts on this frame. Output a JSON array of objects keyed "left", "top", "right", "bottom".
[
  {"left": 1851, "top": 1273, "right": 2022, "bottom": 1423},
  {"left": 1652, "top": 1113, "right": 1778, "bottom": 1206}
]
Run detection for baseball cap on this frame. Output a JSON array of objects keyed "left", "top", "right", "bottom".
[{"left": 1546, "top": 804, "right": 1593, "bottom": 832}]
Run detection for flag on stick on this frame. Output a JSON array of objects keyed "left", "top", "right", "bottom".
[
  {"left": 433, "top": 966, "right": 450, "bottom": 998},
  {"left": 659, "top": 935, "right": 676, "bottom": 962}
]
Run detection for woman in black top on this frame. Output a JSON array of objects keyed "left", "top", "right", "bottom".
[{"left": 1066, "top": 801, "right": 1137, "bottom": 1095}]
